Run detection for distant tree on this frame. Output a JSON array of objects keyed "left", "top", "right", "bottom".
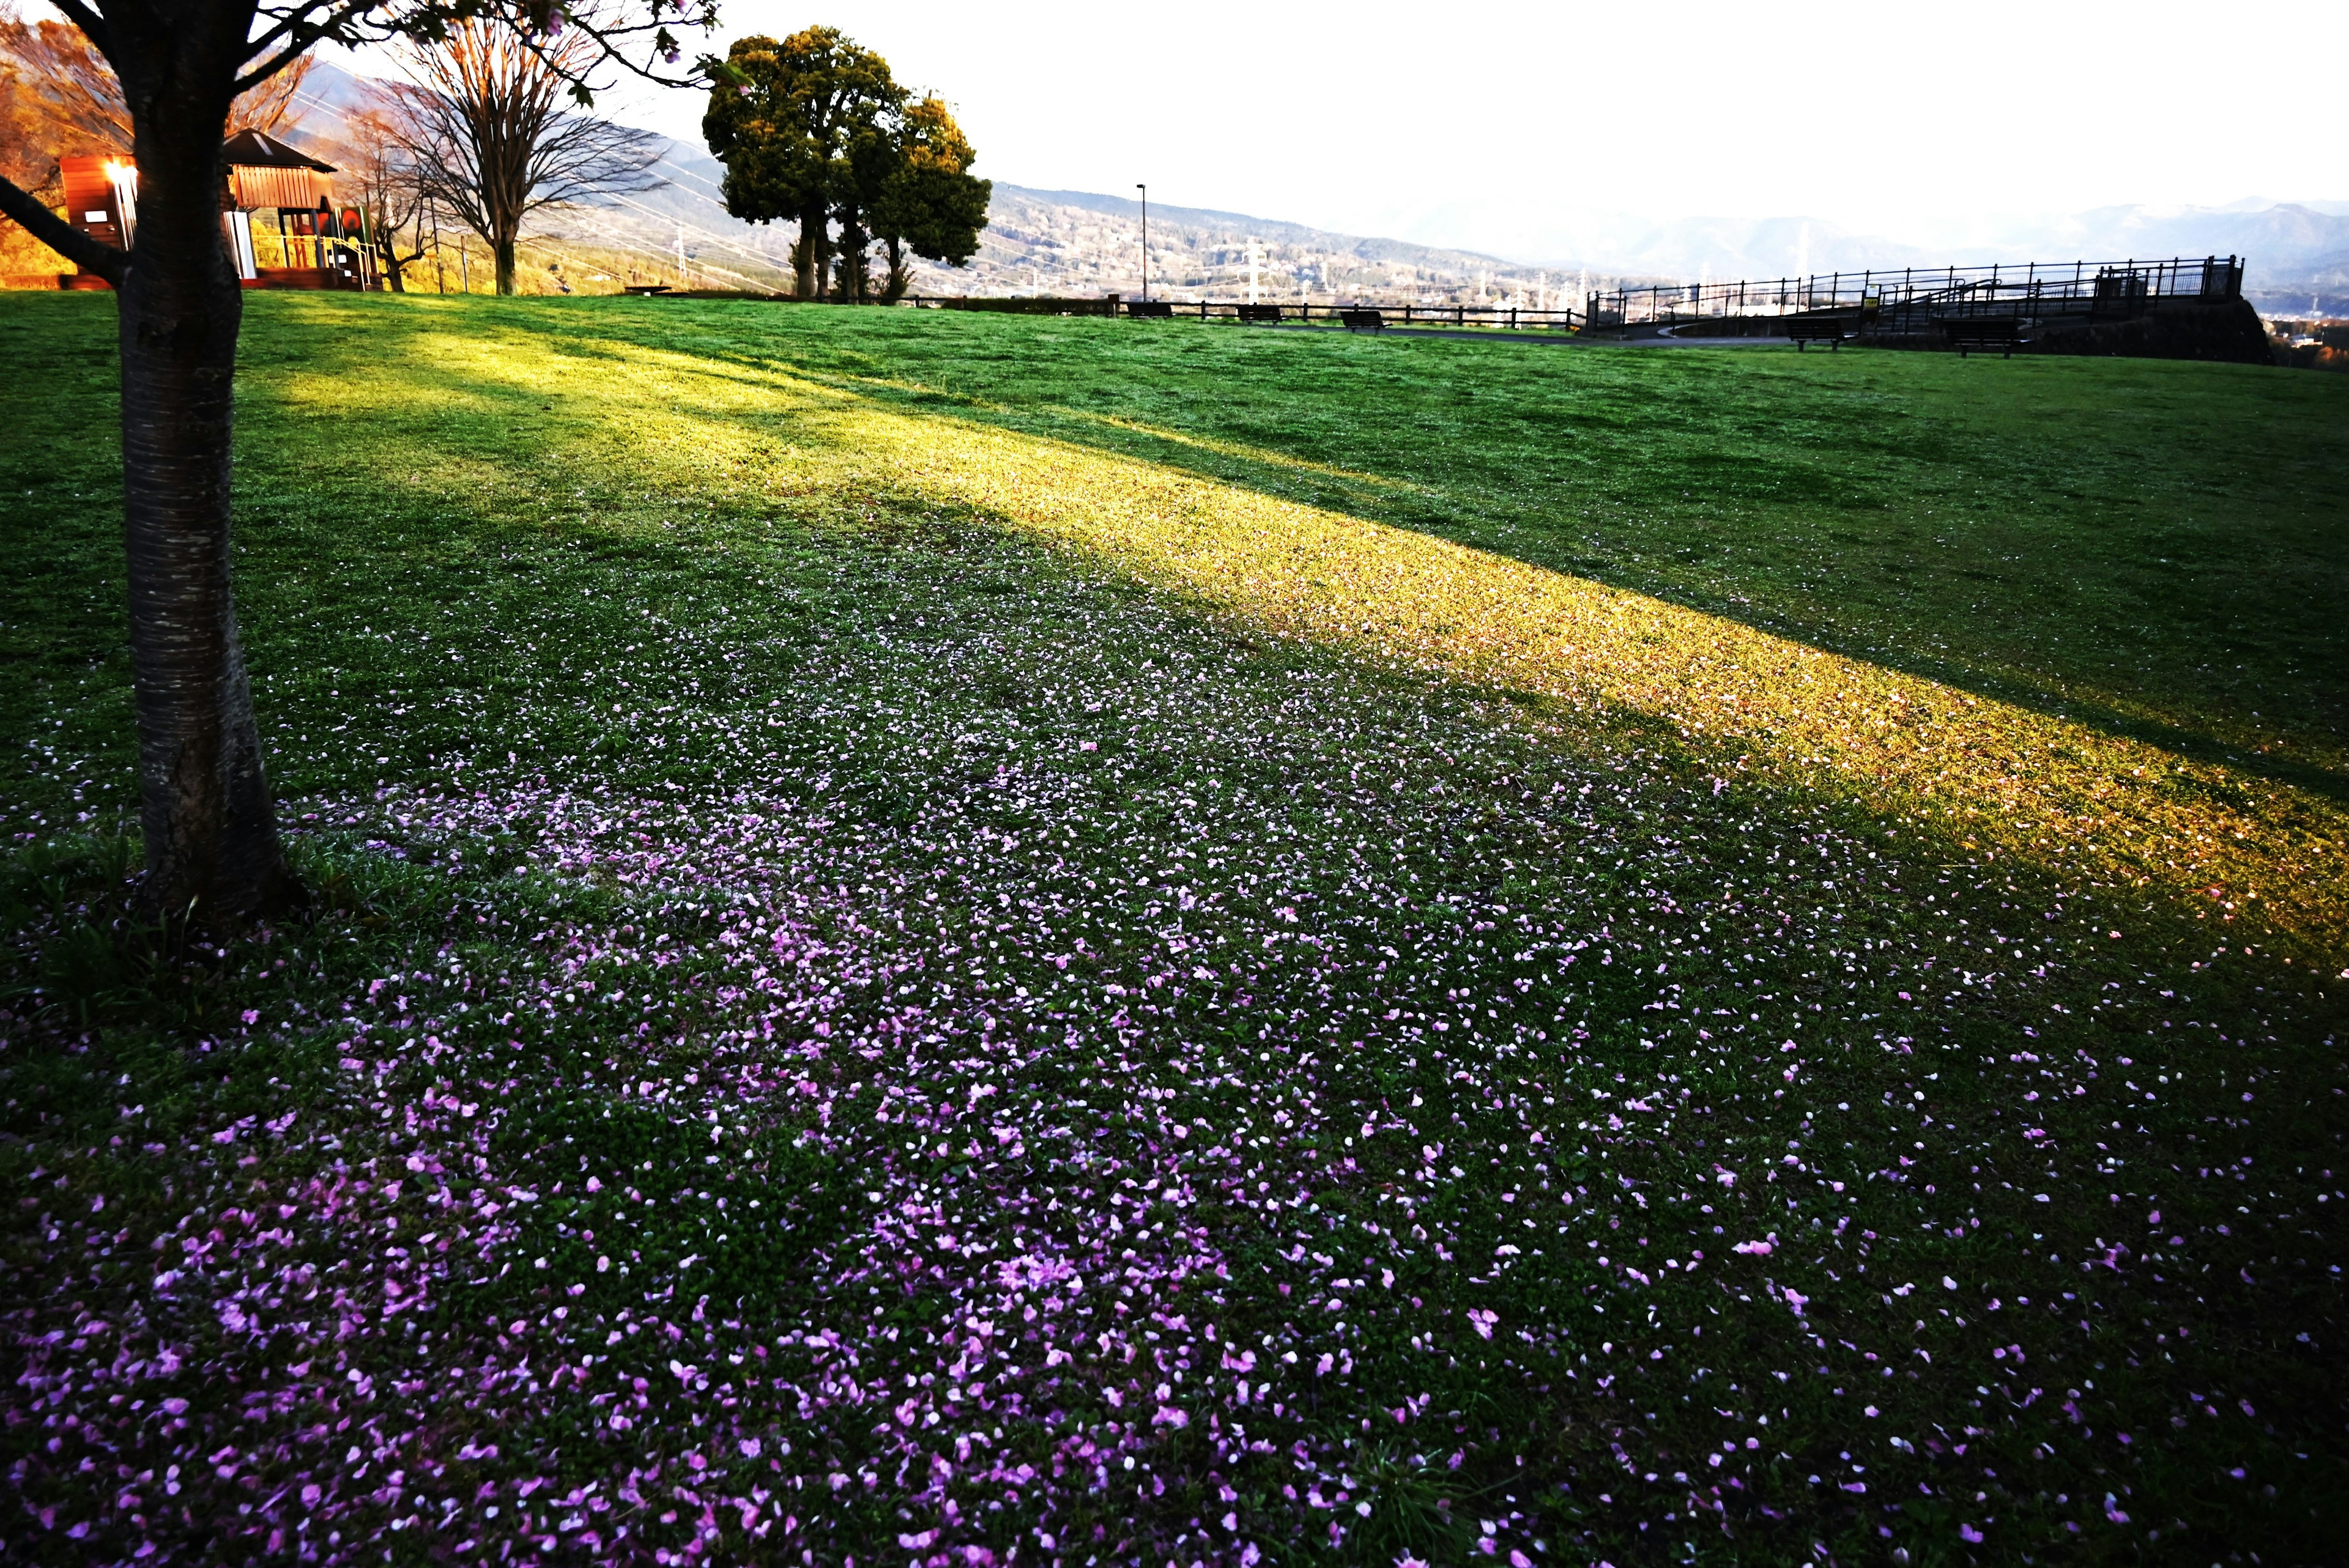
[
  {"left": 828, "top": 83, "right": 893, "bottom": 300},
  {"left": 0, "top": 12, "right": 65, "bottom": 275},
  {"left": 700, "top": 26, "right": 899, "bottom": 300},
  {"left": 0, "top": 7, "right": 54, "bottom": 188},
  {"left": 392, "top": 13, "right": 663, "bottom": 297},
  {"left": 0, "top": 0, "right": 707, "bottom": 926},
  {"left": 0, "top": 8, "right": 317, "bottom": 158},
  {"left": 869, "top": 94, "right": 987, "bottom": 301},
  {"left": 334, "top": 106, "right": 433, "bottom": 292}
]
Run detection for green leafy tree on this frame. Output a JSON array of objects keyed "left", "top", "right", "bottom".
[
  {"left": 869, "top": 94, "right": 988, "bottom": 301},
  {"left": 829, "top": 87, "right": 896, "bottom": 300},
  {"left": 700, "top": 26, "right": 899, "bottom": 300}
]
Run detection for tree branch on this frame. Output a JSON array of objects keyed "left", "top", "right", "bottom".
[
  {"left": 0, "top": 171, "right": 125, "bottom": 284},
  {"left": 541, "top": 9, "right": 705, "bottom": 93},
  {"left": 236, "top": 0, "right": 385, "bottom": 91},
  {"left": 233, "top": 37, "right": 321, "bottom": 94},
  {"left": 47, "top": 0, "right": 111, "bottom": 53}
]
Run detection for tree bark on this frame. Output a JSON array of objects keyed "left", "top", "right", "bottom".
[
  {"left": 493, "top": 231, "right": 517, "bottom": 295},
  {"left": 795, "top": 202, "right": 826, "bottom": 299},
  {"left": 116, "top": 83, "right": 299, "bottom": 924},
  {"left": 835, "top": 206, "right": 868, "bottom": 301}
]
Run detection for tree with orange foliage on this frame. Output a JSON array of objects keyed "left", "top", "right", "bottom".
[
  {"left": 869, "top": 94, "right": 987, "bottom": 301},
  {"left": 0, "top": 4, "right": 316, "bottom": 159}
]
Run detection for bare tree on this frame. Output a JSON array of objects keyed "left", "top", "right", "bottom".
[
  {"left": 325, "top": 103, "right": 432, "bottom": 290},
  {"left": 393, "top": 13, "right": 661, "bottom": 296},
  {"left": 0, "top": 0, "right": 704, "bottom": 925}
]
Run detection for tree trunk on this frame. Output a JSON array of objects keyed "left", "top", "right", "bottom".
[
  {"left": 796, "top": 203, "right": 828, "bottom": 300},
  {"left": 117, "top": 103, "right": 299, "bottom": 924},
  {"left": 836, "top": 209, "right": 868, "bottom": 301},
  {"left": 494, "top": 232, "right": 518, "bottom": 295}
]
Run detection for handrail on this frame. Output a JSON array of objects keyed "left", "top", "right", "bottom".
[{"left": 1589, "top": 256, "right": 2243, "bottom": 328}]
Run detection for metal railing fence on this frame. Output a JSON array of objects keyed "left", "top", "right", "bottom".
[
  {"left": 890, "top": 256, "right": 2246, "bottom": 338},
  {"left": 1589, "top": 256, "right": 2243, "bottom": 329},
  {"left": 901, "top": 295, "right": 1586, "bottom": 331}
]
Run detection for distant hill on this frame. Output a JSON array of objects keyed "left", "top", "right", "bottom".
[
  {"left": 943, "top": 185, "right": 1607, "bottom": 306},
  {"left": 280, "top": 61, "right": 2347, "bottom": 312}
]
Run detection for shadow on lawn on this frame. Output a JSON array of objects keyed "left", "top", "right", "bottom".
[
  {"left": 549, "top": 300, "right": 2349, "bottom": 810},
  {"left": 217, "top": 296, "right": 2349, "bottom": 961}
]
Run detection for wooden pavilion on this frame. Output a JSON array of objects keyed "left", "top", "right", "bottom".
[{"left": 58, "top": 130, "right": 374, "bottom": 290}]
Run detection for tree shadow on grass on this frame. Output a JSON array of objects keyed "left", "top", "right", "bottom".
[
  {"left": 186, "top": 297, "right": 2346, "bottom": 963},
  {"left": 505, "top": 297, "right": 2349, "bottom": 812}
]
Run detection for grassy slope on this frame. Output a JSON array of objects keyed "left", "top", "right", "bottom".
[
  {"left": 523, "top": 304, "right": 2349, "bottom": 950},
  {"left": 675, "top": 307, "right": 2349, "bottom": 783},
  {"left": 0, "top": 293, "right": 2342, "bottom": 1567}
]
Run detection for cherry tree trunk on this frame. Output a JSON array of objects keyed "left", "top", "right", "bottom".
[{"left": 117, "top": 109, "right": 299, "bottom": 924}]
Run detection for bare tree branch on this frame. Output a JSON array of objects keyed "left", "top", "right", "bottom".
[
  {"left": 237, "top": 0, "right": 718, "bottom": 98},
  {"left": 0, "top": 168, "right": 122, "bottom": 283},
  {"left": 234, "top": 0, "right": 391, "bottom": 89}
]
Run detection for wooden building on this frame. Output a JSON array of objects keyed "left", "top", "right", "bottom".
[{"left": 58, "top": 130, "right": 374, "bottom": 291}]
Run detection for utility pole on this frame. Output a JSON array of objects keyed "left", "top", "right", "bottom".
[{"left": 1135, "top": 183, "right": 1148, "bottom": 302}]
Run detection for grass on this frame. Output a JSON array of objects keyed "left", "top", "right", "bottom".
[{"left": 0, "top": 291, "right": 2343, "bottom": 1567}]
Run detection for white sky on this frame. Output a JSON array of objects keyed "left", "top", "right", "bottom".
[{"left": 557, "top": 0, "right": 2347, "bottom": 245}]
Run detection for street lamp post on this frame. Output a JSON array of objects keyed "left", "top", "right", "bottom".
[{"left": 1135, "top": 183, "right": 1148, "bottom": 303}]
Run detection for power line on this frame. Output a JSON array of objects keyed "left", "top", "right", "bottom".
[
  {"left": 547, "top": 210, "right": 779, "bottom": 291},
  {"left": 590, "top": 190, "right": 791, "bottom": 270},
  {"left": 650, "top": 153, "right": 727, "bottom": 196}
]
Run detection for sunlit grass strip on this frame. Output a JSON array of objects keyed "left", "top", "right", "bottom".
[{"left": 336, "top": 322, "right": 2349, "bottom": 958}]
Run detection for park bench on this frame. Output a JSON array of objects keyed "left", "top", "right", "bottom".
[
  {"left": 1338, "top": 308, "right": 1384, "bottom": 333},
  {"left": 1126, "top": 300, "right": 1174, "bottom": 319},
  {"left": 1236, "top": 303, "right": 1283, "bottom": 324},
  {"left": 1787, "top": 312, "right": 1861, "bottom": 350},
  {"left": 1941, "top": 317, "right": 2028, "bottom": 358}
]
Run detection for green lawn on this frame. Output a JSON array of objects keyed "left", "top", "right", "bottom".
[
  {"left": 1, "top": 292, "right": 2343, "bottom": 1567},
  {"left": 662, "top": 305, "right": 2349, "bottom": 791}
]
